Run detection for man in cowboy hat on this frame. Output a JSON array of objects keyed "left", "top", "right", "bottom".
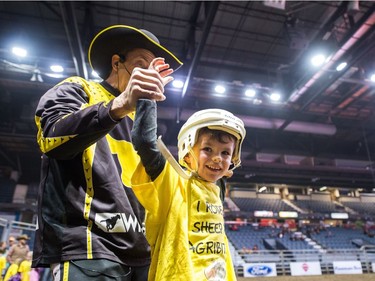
[
  {"left": 6, "top": 234, "right": 30, "bottom": 265},
  {"left": 32, "top": 25, "right": 182, "bottom": 281}
]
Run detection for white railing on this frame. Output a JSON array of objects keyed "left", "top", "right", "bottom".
[{"left": 235, "top": 248, "right": 375, "bottom": 276}]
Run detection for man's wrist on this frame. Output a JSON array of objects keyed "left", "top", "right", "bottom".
[{"left": 110, "top": 96, "right": 133, "bottom": 120}]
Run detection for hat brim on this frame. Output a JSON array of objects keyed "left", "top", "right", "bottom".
[
  {"left": 16, "top": 235, "right": 30, "bottom": 240},
  {"left": 89, "top": 25, "right": 183, "bottom": 79}
]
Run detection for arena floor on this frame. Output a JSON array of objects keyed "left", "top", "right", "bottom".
[{"left": 237, "top": 273, "right": 375, "bottom": 281}]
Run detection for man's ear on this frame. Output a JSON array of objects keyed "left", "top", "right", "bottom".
[{"left": 111, "top": 54, "right": 121, "bottom": 70}]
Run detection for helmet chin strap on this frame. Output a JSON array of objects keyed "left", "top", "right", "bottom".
[
  {"left": 157, "top": 137, "right": 191, "bottom": 179},
  {"left": 187, "top": 146, "right": 199, "bottom": 175}
]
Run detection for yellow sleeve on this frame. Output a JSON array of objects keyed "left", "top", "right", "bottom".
[
  {"left": 4, "top": 264, "right": 18, "bottom": 281},
  {"left": 131, "top": 161, "right": 182, "bottom": 221},
  {"left": 0, "top": 256, "right": 6, "bottom": 272},
  {"left": 18, "top": 260, "right": 31, "bottom": 281}
]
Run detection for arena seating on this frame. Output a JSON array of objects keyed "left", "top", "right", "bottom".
[
  {"left": 292, "top": 199, "right": 338, "bottom": 213},
  {"left": 231, "top": 197, "right": 295, "bottom": 212},
  {"left": 309, "top": 227, "right": 375, "bottom": 249},
  {"left": 341, "top": 201, "right": 375, "bottom": 216}
]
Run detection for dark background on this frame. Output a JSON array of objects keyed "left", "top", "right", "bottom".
[{"left": 0, "top": 1, "right": 374, "bottom": 192}]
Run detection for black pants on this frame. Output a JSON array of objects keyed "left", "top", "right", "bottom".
[{"left": 52, "top": 259, "right": 149, "bottom": 281}]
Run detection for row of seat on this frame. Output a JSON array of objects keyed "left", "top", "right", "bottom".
[{"left": 230, "top": 197, "right": 375, "bottom": 215}]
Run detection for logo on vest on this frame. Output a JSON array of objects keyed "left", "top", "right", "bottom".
[{"left": 95, "top": 213, "right": 145, "bottom": 233}]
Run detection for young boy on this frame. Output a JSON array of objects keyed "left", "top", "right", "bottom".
[{"left": 131, "top": 92, "right": 245, "bottom": 280}]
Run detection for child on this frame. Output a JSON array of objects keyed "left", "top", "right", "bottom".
[{"left": 131, "top": 97, "right": 246, "bottom": 280}]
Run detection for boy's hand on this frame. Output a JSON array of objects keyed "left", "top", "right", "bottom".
[{"left": 148, "top": 57, "right": 174, "bottom": 88}]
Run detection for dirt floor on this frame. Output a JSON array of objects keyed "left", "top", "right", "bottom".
[{"left": 237, "top": 274, "right": 375, "bottom": 281}]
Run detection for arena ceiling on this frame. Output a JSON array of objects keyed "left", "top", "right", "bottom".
[{"left": 0, "top": 1, "right": 375, "bottom": 191}]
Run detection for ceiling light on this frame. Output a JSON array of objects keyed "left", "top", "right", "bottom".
[
  {"left": 311, "top": 54, "right": 326, "bottom": 67},
  {"left": 172, "top": 79, "right": 184, "bottom": 89},
  {"left": 245, "top": 89, "right": 256, "bottom": 97},
  {"left": 214, "top": 85, "right": 226, "bottom": 94},
  {"left": 370, "top": 73, "right": 375, "bottom": 82},
  {"left": 45, "top": 73, "right": 64, "bottom": 79},
  {"left": 12, "top": 47, "right": 27, "bottom": 57},
  {"left": 319, "top": 186, "right": 327, "bottom": 191},
  {"left": 336, "top": 62, "right": 347, "bottom": 72},
  {"left": 270, "top": 92, "right": 281, "bottom": 102},
  {"left": 50, "top": 65, "right": 64, "bottom": 73}
]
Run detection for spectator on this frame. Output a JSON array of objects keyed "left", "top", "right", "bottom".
[
  {"left": 18, "top": 251, "right": 32, "bottom": 281},
  {"left": 240, "top": 247, "right": 250, "bottom": 255},
  {"left": 0, "top": 241, "right": 6, "bottom": 254},
  {"left": 1, "top": 237, "right": 15, "bottom": 281},
  {"left": 0, "top": 245, "right": 6, "bottom": 279},
  {"left": 6, "top": 235, "right": 30, "bottom": 265},
  {"left": 7, "top": 237, "right": 15, "bottom": 248},
  {"left": 229, "top": 223, "right": 239, "bottom": 231}
]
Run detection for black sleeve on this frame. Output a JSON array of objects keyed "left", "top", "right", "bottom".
[
  {"left": 35, "top": 82, "right": 118, "bottom": 159},
  {"left": 217, "top": 177, "right": 227, "bottom": 203},
  {"left": 131, "top": 99, "right": 166, "bottom": 181}
]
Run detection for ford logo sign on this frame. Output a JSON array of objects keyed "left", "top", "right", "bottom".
[{"left": 247, "top": 265, "right": 273, "bottom": 276}]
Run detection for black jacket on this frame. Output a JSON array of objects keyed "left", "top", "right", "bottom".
[{"left": 32, "top": 77, "right": 150, "bottom": 267}]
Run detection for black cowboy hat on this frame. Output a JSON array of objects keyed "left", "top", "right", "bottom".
[{"left": 88, "top": 25, "right": 183, "bottom": 79}]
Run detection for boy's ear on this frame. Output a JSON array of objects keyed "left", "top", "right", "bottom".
[{"left": 184, "top": 154, "right": 191, "bottom": 164}]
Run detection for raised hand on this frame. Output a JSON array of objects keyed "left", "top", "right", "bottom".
[{"left": 111, "top": 57, "right": 174, "bottom": 120}]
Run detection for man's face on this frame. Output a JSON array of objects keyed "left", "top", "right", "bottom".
[
  {"left": 117, "top": 48, "right": 156, "bottom": 92},
  {"left": 8, "top": 237, "right": 15, "bottom": 247},
  {"left": 18, "top": 238, "right": 26, "bottom": 245}
]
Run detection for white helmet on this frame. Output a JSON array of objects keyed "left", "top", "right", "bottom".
[{"left": 178, "top": 108, "right": 246, "bottom": 171}]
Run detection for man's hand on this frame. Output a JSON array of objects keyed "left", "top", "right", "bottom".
[{"left": 111, "top": 57, "right": 174, "bottom": 120}]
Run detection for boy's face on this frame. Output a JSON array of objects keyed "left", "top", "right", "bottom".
[{"left": 186, "top": 132, "right": 235, "bottom": 183}]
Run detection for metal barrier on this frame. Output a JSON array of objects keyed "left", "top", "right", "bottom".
[
  {"left": 0, "top": 218, "right": 7, "bottom": 242},
  {"left": 234, "top": 247, "right": 375, "bottom": 277},
  {"left": 0, "top": 218, "right": 36, "bottom": 249},
  {"left": 2, "top": 216, "right": 375, "bottom": 278}
]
